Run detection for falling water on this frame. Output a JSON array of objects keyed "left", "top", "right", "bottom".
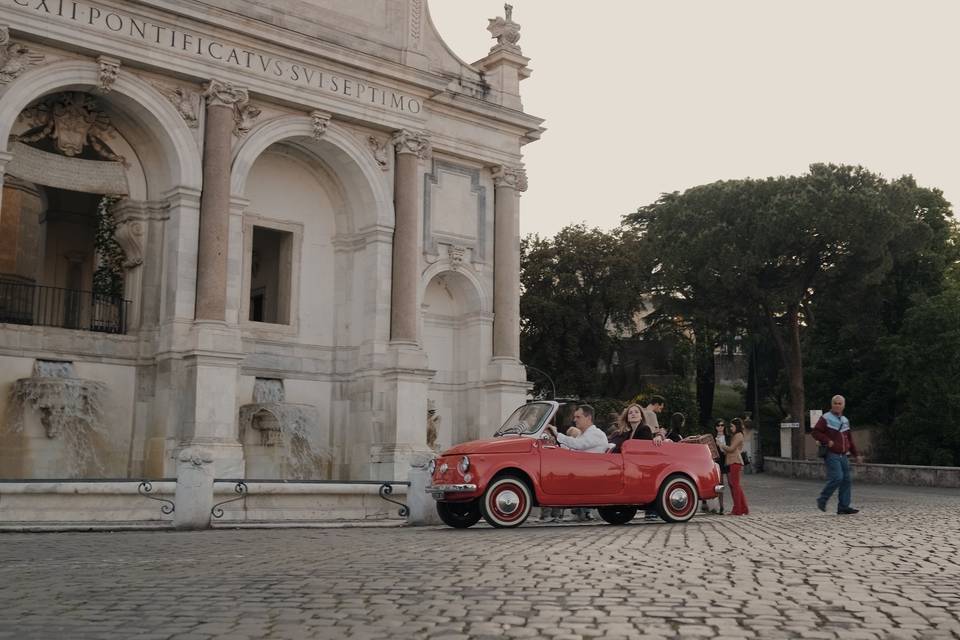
[
  {"left": 7, "top": 360, "right": 108, "bottom": 477},
  {"left": 252, "top": 378, "right": 285, "bottom": 404},
  {"left": 240, "top": 379, "right": 330, "bottom": 480}
]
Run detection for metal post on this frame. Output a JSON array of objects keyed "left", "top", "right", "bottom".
[{"left": 524, "top": 365, "right": 556, "bottom": 400}]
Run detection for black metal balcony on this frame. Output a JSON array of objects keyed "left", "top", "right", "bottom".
[{"left": 0, "top": 281, "right": 129, "bottom": 334}]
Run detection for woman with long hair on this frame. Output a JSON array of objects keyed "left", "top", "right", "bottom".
[
  {"left": 607, "top": 403, "right": 664, "bottom": 453},
  {"left": 717, "top": 417, "right": 750, "bottom": 515}
]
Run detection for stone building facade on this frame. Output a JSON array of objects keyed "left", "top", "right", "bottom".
[{"left": 0, "top": 0, "right": 543, "bottom": 481}]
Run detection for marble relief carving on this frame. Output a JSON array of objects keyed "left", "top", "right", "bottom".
[
  {"left": 113, "top": 217, "right": 145, "bottom": 268},
  {"left": 234, "top": 102, "right": 261, "bottom": 137},
  {"left": 202, "top": 79, "right": 260, "bottom": 136},
  {"left": 96, "top": 56, "right": 120, "bottom": 93},
  {"left": 17, "top": 92, "right": 124, "bottom": 163},
  {"left": 311, "top": 110, "right": 331, "bottom": 140},
  {"left": 410, "top": 0, "right": 423, "bottom": 42},
  {"left": 492, "top": 164, "right": 528, "bottom": 192},
  {"left": 0, "top": 26, "right": 45, "bottom": 84},
  {"left": 391, "top": 129, "right": 430, "bottom": 158},
  {"left": 153, "top": 82, "right": 200, "bottom": 128},
  {"left": 367, "top": 136, "right": 389, "bottom": 171},
  {"left": 448, "top": 245, "right": 467, "bottom": 271}
]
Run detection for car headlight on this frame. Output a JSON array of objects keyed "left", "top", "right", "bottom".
[
  {"left": 427, "top": 459, "right": 436, "bottom": 475},
  {"left": 458, "top": 456, "right": 470, "bottom": 474}
]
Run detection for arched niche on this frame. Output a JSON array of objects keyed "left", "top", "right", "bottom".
[
  {"left": 0, "top": 61, "right": 203, "bottom": 331},
  {"left": 421, "top": 269, "right": 489, "bottom": 449}
]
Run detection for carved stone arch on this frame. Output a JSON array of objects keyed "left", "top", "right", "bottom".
[
  {"left": 421, "top": 264, "right": 488, "bottom": 316},
  {"left": 0, "top": 59, "right": 202, "bottom": 195},
  {"left": 230, "top": 116, "right": 392, "bottom": 233}
]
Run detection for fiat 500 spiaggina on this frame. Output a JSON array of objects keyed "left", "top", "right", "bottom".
[{"left": 426, "top": 401, "right": 724, "bottom": 528}]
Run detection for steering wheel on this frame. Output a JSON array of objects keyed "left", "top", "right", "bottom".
[{"left": 541, "top": 428, "right": 559, "bottom": 447}]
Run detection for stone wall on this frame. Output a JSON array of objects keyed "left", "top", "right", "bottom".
[{"left": 764, "top": 456, "right": 960, "bottom": 488}]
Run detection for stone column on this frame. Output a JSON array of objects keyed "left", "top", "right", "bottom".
[
  {"left": 370, "top": 131, "right": 434, "bottom": 481},
  {"left": 491, "top": 165, "right": 526, "bottom": 361},
  {"left": 196, "top": 80, "right": 246, "bottom": 321},
  {"left": 389, "top": 129, "right": 429, "bottom": 344}
]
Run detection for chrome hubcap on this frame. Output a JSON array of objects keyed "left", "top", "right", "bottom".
[
  {"left": 495, "top": 489, "right": 520, "bottom": 515},
  {"left": 668, "top": 487, "right": 689, "bottom": 511}
]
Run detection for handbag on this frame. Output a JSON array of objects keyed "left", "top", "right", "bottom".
[
  {"left": 817, "top": 443, "right": 829, "bottom": 458},
  {"left": 741, "top": 451, "right": 751, "bottom": 467}
]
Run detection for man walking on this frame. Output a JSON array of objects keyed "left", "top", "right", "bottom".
[{"left": 811, "top": 395, "right": 863, "bottom": 515}]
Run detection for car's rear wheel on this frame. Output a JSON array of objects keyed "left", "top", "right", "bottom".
[
  {"left": 480, "top": 475, "right": 532, "bottom": 528},
  {"left": 436, "top": 500, "right": 482, "bottom": 528},
  {"left": 597, "top": 506, "right": 638, "bottom": 525},
  {"left": 655, "top": 474, "right": 699, "bottom": 523}
]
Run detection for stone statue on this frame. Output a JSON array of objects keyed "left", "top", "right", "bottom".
[
  {"left": 487, "top": 3, "right": 521, "bottom": 53},
  {"left": 427, "top": 400, "right": 441, "bottom": 451}
]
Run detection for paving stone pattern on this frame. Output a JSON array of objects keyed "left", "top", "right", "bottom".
[{"left": 0, "top": 474, "right": 958, "bottom": 639}]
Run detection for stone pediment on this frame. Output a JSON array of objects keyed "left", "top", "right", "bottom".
[{"left": 192, "top": 0, "right": 483, "bottom": 84}]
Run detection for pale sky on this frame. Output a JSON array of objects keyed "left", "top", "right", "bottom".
[{"left": 428, "top": 1, "right": 960, "bottom": 237}]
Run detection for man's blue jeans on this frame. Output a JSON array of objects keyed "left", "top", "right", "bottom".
[{"left": 819, "top": 451, "right": 851, "bottom": 509}]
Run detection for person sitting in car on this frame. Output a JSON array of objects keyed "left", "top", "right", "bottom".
[
  {"left": 607, "top": 403, "right": 665, "bottom": 453},
  {"left": 545, "top": 404, "right": 608, "bottom": 453}
]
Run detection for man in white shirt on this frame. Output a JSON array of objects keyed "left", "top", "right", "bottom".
[
  {"left": 544, "top": 404, "right": 607, "bottom": 521},
  {"left": 546, "top": 405, "right": 609, "bottom": 453}
]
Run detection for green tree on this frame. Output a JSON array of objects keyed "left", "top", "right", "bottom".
[
  {"left": 627, "top": 164, "right": 943, "bottom": 458},
  {"left": 880, "top": 266, "right": 960, "bottom": 465},
  {"left": 93, "top": 196, "right": 124, "bottom": 298},
  {"left": 520, "top": 224, "right": 651, "bottom": 398},
  {"left": 803, "top": 178, "right": 958, "bottom": 429}
]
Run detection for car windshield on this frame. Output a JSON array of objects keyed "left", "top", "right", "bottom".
[{"left": 494, "top": 402, "right": 552, "bottom": 436}]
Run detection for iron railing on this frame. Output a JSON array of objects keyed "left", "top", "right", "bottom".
[{"left": 0, "top": 281, "right": 129, "bottom": 334}]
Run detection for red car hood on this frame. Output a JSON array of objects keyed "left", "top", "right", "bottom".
[{"left": 443, "top": 436, "right": 534, "bottom": 456}]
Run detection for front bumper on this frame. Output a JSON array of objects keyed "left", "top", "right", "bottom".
[{"left": 426, "top": 483, "right": 477, "bottom": 499}]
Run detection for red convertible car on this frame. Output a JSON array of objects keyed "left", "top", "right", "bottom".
[{"left": 427, "top": 401, "right": 723, "bottom": 528}]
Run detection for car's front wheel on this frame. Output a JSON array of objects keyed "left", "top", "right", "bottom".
[
  {"left": 656, "top": 474, "right": 699, "bottom": 523},
  {"left": 480, "top": 475, "right": 532, "bottom": 528},
  {"left": 436, "top": 500, "right": 482, "bottom": 528},
  {"left": 597, "top": 506, "right": 638, "bottom": 525}
]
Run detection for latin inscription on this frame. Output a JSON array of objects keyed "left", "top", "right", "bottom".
[{"left": 7, "top": 0, "right": 423, "bottom": 114}]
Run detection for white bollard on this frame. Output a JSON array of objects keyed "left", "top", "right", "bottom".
[
  {"left": 406, "top": 464, "right": 442, "bottom": 526},
  {"left": 173, "top": 447, "right": 215, "bottom": 530}
]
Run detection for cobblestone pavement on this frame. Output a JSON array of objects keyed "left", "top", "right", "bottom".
[{"left": 1, "top": 474, "right": 958, "bottom": 640}]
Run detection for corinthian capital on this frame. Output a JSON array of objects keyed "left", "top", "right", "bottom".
[
  {"left": 391, "top": 129, "right": 430, "bottom": 159},
  {"left": 492, "top": 164, "right": 527, "bottom": 192},
  {"left": 202, "top": 79, "right": 249, "bottom": 108}
]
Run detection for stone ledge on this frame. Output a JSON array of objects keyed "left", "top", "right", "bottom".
[
  {"left": 0, "top": 481, "right": 409, "bottom": 525},
  {"left": 764, "top": 457, "right": 960, "bottom": 488}
]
